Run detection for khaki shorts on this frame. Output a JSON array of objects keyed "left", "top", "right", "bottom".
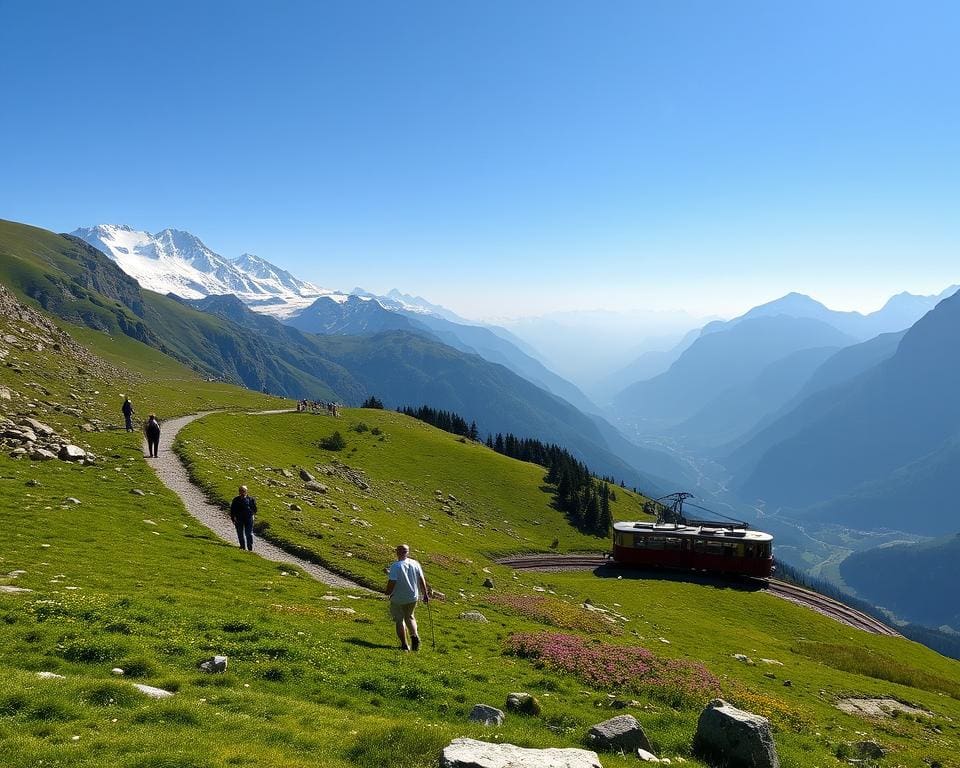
[{"left": 389, "top": 601, "right": 417, "bottom": 622}]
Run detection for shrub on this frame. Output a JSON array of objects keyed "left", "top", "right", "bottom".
[
  {"left": 352, "top": 422, "right": 370, "bottom": 433},
  {"left": 371, "top": 426, "right": 383, "bottom": 436},
  {"left": 319, "top": 431, "right": 346, "bottom": 451}
]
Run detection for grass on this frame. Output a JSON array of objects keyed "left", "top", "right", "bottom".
[{"left": 2, "top": 303, "right": 960, "bottom": 767}]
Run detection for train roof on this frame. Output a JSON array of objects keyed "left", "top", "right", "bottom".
[{"left": 614, "top": 520, "right": 773, "bottom": 542}]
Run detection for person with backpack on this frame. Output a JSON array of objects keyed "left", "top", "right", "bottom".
[
  {"left": 144, "top": 414, "right": 161, "bottom": 458},
  {"left": 122, "top": 396, "right": 134, "bottom": 432},
  {"left": 230, "top": 485, "right": 258, "bottom": 551},
  {"left": 385, "top": 544, "right": 430, "bottom": 651}
]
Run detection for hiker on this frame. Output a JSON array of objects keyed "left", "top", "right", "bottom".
[
  {"left": 229, "top": 485, "right": 258, "bottom": 551},
  {"left": 144, "top": 414, "right": 161, "bottom": 458},
  {"left": 122, "top": 396, "right": 134, "bottom": 432},
  {"left": 385, "top": 544, "right": 429, "bottom": 651}
]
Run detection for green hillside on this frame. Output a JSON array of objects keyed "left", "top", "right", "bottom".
[{"left": 2, "top": 288, "right": 960, "bottom": 767}]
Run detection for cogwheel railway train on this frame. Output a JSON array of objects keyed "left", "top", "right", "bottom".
[{"left": 611, "top": 492, "right": 774, "bottom": 578}]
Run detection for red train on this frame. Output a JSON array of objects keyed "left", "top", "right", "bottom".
[{"left": 611, "top": 493, "right": 774, "bottom": 578}]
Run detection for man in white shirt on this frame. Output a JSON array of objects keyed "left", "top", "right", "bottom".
[{"left": 385, "top": 544, "right": 430, "bottom": 651}]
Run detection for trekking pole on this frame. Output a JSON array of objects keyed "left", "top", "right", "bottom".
[{"left": 427, "top": 598, "right": 437, "bottom": 650}]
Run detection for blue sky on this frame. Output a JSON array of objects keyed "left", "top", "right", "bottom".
[{"left": 1, "top": 1, "right": 958, "bottom": 319}]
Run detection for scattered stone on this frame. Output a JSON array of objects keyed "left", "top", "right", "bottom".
[
  {"left": 299, "top": 469, "right": 315, "bottom": 482},
  {"left": 0, "top": 387, "right": 10, "bottom": 400},
  {"left": 111, "top": 668, "right": 125, "bottom": 676},
  {"left": 58, "top": 444, "right": 86, "bottom": 462},
  {"left": 587, "top": 714, "right": 652, "bottom": 753},
  {"left": 759, "top": 658, "right": 783, "bottom": 666},
  {"left": 327, "top": 607, "right": 356, "bottom": 615},
  {"left": 80, "top": 423, "right": 95, "bottom": 432},
  {"left": 280, "top": 468, "right": 293, "bottom": 478},
  {"left": 304, "top": 481, "right": 329, "bottom": 493},
  {"left": 469, "top": 704, "right": 506, "bottom": 726},
  {"left": 36, "top": 671, "right": 65, "bottom": 680},
  {"left": 25, "top": 479, "right": 40, "bottom": 487},
  {"left": 459, "top": 611, "right": 488, "bottom": 623},
  {"left": 836, "top": 697, "right": 931, "bottom": 719},
  {"left": 852, "top": 740, "right": 886, "bottom": 759},
  {"left": 441, "top": 738, "right": 601, "bottom": 768},
  {"left": 65, "top": 497, "right": 81, "bottom": 505},
  {"left": 0, "top": 585, "right": 33, "bottom": 594},
  {"left": 506, "top": 692, "right": 541, "bottom": 716},
  {"left": 130, "top": 489, "right": 145, "bottom": 496},
  {"left": 693, "top": 699, "right": 779, "bottom": 768},
  {"left": 482, "top": 577, "right": 494, "bottom": 589},
  {"left": 199, "top": 655, "right": 228, "bottom": 673},
  {"left": 637, "top": 748, "right": 660, "bottom": 762},
  {"left": 30, "top": 448, "right": 56, "bottom": 461},
  {"left": 132, "top": 683, "right": 174, "bottom": 699},
  {"left": 350, "top": 518, "right": 372, "bottom": 528},
  {"left": 733, "top": 653, "right": 753, "bottom": 664},
  {"left": 289, "top": 503, "right": 302, "bottom": 511},
  {"left": 20, "top": 418, "right": 54, "bottom": 437}
]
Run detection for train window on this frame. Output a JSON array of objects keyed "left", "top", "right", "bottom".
[{"left": 664, "top": 537, "right": 683, "bottom": 550}]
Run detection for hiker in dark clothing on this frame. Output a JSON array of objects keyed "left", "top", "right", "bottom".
[
  {"left": 230, "top": 485, "right": 258, "bottom": 551},
  {"left": 144, "top": 414, "right": 161, "bottom": 458},
  {"left": 122, "top": 396, "right": 134, "bottom": 432}
]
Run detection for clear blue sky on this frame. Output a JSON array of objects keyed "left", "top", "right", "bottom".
[{"left": 1, "top": 1, "right": 958, "bottom": 319}]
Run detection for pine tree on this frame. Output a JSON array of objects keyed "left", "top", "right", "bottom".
[
  {"left": 469, "top": 421, "right": 478, "bottom": 441},
  {"left": 598, "top": 483, "right": 612, "bottom": 535},
  {"left": 485, "top": 433, "right": 494, "bottom": 449},
  {"left": 583, "top": 489, "right": 600, "bottom": 532}
]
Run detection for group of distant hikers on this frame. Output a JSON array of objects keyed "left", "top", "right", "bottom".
[
  {"left": 296, "top": 399, "right": 340, "bottom": 416},
  {"left": 127, "top": 395, "right": 431, "bottom": 651},
  {"left": 122, "top": 396, "right": 161, "bottom": 458}
]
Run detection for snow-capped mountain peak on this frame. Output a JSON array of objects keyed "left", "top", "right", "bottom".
[{"left": 71, "top": 224, "right": 334, "bottom": 316}]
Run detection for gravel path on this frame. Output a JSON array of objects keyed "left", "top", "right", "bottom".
[{"left": 146, "top": 411, "right": 366, "bottom": 591}]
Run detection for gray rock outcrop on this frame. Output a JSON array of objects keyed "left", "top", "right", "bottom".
[
  {"left": 505, "top": 692, "right": 541, "bottom": 716},
  {"left": 587, "top": 714, "right": 652, "bottom": 753},
  {"left": 468, "top": 704, "right": 505, "bottom": 726},
  {"left": 199, "top": 655, "right": 228, "bottom": 673},
  {"left": 299, "top": 469, "right": 314, "bottom": 482},
  {"left": 459, "top": 611, "right": 488, "bottom": 622},
  {"left": 693, "top": 699, "right": 779, "bottom": 768},
  {"left": 440, "top": 738, "right": 602, "bottom": 768}
]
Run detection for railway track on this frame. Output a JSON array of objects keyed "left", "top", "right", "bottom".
[{"left": 494, "top": 554, "right": 901, "bottom": 637}]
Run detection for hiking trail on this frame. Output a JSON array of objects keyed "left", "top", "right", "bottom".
[{"left": 147, "top": 411, "right": 367, "bottom": 591}]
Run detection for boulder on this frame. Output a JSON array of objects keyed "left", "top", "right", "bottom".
[
  {"left": 304, "top": 481, "right": 329, "bottom": 493},
  {"left": 130, "top": 489, "right": 145, "bottom": 496},
  {"left": 58, "top": 444, "right": 86, "bottom": 462},
  {"left": 299, "top": 469, "right": 315, "bottom": 482},
  {"left": 482, "top": 577, "right": 494, "bottom": 589},
  {"left": 199, "top": 655, "right": 228, "bottom": 673},
  {"left": 693, "top": 699, "right": 779, "bottom": 768},
  {"left": 505, "top": 692, "right": 541, "bottom": 716},
  {"left": 468, "top": 704, "right": 505, "bottom": 726},
  {"left": 459, "top": 611, "right": 489, "bottom": 623},
  {"left": 280, "top": 468, "right": 293, "bottom": 478},
  {"left": 853, "top": 741, "right": 885, "bottom": 759},
  {"left": 587, "top": 714, "right": 652, "bottom": 753},
  {"left": 441, "top": 738, "right": 602, "bottom": 768},
  {"left": 20, "top": 418, "right": 54, "bottom": 437},
  {"left": 132, "top": 683, "right": 173, "bottom": 699},
  {"left": 637, "top": 748, "right": 660, "bottom": 762},
  {"left": 36, "top": 671, "right": 65, "bottom": 680}
]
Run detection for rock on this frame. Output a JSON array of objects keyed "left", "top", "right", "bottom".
[
  {"left": 459, "top": 611, "right": 489, "bottom": 623},
  {"left": 36, "top": 671, "right": 65, "bottom": 680},
  {"left": 350, "top": 518, "right": 373, "bottom": 528},
  {"left": 65, "top": 497, "right": 81, "bottom": 505},
  {"left": 280, "top": 468, "right": 293, "bottom": 478},
  {"left": 505, "top": 692, "right": 541, "bottom": 716},
  {"left": 0, "top": 585, "right": 32, "bottom": 594},
  {"left": 58, "top": 444, "right": 86, "bottom": 462},
  {"left": 304, "top": 481, "right": 329, "bottom": 493},
  {"left": 289, "top": 503, "right": 302, "bottom": 511},
  {"left": 299, "top": 469, "right": 314, "bottom": 482},
  {"left": 111, "top": 668, "right": 125, "bottom": 676},
  {"left": 20, "top": 418, "right": 54, "bottom": 437},
  {"left": 327, "top": 606, "right": 356, "bottom": 615},
  {"left": 482, "top": 577, "right": 494, "bottom": 589},
  {"left": 80, "top": 423, "right": 95, "bottom": 432},
  {"left": 9, "top": 448, "right": 27, "bottom": 458},
  {"left": 637, "top": 748, "right": 660, "bottom": 762},
  {"left": 853, "top": 741, "right": 886, "bottom": 759},
  {"left": 440, "top": 738, "right": 602, "bottom": 768},
  {"left": 199, "top": 655, "right": 228, "bottom": 673},
  {"left": 468, "top": 704, "right": 506, "bottom": 726},
  {"left": 693, "top": 699, "right": 779, "bottom": 768},
  {"left": 130, "top": 489, "right": 145, "bottom": 496},
  {"left": 25, "top": 478, "right": 40, "bottom": 487},
  {"left": 0, "top": 387, "right": 10, "bottom": 400},
  {"left": 587, "top": 714, "right": 652, "bottom": 753},
  {"left": 132, "top": 683, "right": 173, "bottom": 699}
]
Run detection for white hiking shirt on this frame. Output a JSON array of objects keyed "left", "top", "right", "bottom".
[{"left": 388, "top": 558, "right": 425, "bottom": 604}]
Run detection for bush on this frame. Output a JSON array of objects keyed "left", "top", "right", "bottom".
[
  {"left": 319, "top": 431, "right": 346, "bottom": 451},
  {"left": 352, "top": 422, "right": 370, "bottom": 433}
]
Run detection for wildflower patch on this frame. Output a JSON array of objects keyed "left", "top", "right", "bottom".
[
  {"left": 487, "top": 594, "right": 620, "bottom": 634},
  {"left": 506, "top": 631, "right": 720, "bottom": 707}
]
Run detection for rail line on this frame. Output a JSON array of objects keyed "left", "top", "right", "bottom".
[{"left": 494, "top": 554, "right": 901, "bottom": 637}]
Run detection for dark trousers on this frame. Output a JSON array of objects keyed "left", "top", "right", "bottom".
[
  {"left": 147, "top": 437, "right": 159, "bottom": 457},
  {"left": 124, "top": 414, "right": 133, "bottom": 431},
  {"left": 233, "top": 516, "right": 254, "bottom": 550}
]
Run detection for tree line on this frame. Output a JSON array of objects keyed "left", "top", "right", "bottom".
[{"left": 399, "top": 403, "right": 614, "bottom": 537}]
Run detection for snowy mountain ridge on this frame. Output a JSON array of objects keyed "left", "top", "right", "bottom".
[{"left": 70, "top": 223, "right": 351, "bottom": 317}]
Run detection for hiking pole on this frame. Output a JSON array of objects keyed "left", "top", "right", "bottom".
[{"left": 427, "top": 598, "right": 437, "bottom": 650}]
